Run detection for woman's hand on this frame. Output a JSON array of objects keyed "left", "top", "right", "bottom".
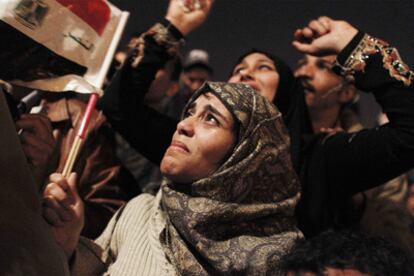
[
  {"left": 42, "top": 173, "right": 84, "bottom": 260},
  {"left": 292, "top": 16, "right": 358, "bottom": 56},
  {"left": 165, "top": 0, "right": 214, "bottom": 36}
]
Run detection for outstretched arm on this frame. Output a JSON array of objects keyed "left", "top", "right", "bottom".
[
  {"left": 294, "top": 16, "right": 414, "bottom": 194},
  {"left": 99, "top": 0, "right": 214, "bottom": 165}
]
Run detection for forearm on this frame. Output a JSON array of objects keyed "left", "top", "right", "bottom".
[
  {"left": 334, "top": 31, "right": 414, "bottom": 132},
  {"left": 100, "top": 19, "right": 183, "bottom": 114},
  {"left": 99, "top": 20, "right": 182, "bottom": 164},
  {"left": 325, "top": 33, "right": 414, "bottom": 194}
]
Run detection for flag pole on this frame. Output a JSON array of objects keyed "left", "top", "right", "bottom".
[{"left": 62, "top": 93, "right": 99, "bottom": 178}]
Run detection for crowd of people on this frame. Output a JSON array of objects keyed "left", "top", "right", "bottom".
[{"left": 2, "top": 0, "right": 414, "bottom": 275}]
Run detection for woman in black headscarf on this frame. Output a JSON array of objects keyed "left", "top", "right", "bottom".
[
  {"left": 229, "top": 49, "right": 313, "bottom": 174},
  {"left": 227, "top": 18, "right": 414, "bottom": 237}
]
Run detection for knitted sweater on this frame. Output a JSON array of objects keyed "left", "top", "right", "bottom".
[{"left": 72, "top": 192, "right": 176, "bottom": 275}]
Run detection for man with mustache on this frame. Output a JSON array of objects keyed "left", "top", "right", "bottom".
[
  {"left": 294, "top": 54, "right": 357, "bottom": 134},
  {"left": 294, "top": 53, "right": 414, "bottom": 258}
]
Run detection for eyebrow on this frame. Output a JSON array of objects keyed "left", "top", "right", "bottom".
[
  {"left": 256, "top": 58, "right": 274, "bottom": 64},
  {"left": 237, "top": 58, "right": 274, "bottom": 66},
  {"left": 191, "top": 94, "right": 231, "bottom": 126},
  {"left": 205, "top": 104, "right": 230, "bottom": 125},
  {"left": 187, "top": 101, "right": 196, "bottom": 111}
]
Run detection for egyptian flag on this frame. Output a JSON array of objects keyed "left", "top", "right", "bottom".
[{"left": 0, "top": 0, "right": 129, "bottom": 93}]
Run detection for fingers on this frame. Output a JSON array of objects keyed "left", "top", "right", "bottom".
[
  {"left": 292, "top": 16, "right": 339, "bottom": 55},
  {"left": 292, "top": 40, "right": 314, "bottom": 54},
  {"left": 43, "top": 180, "right": 76, "bottom": 226},
  {"left": 42, "top": 206, "right": 65, "bottom": 227},
  {"left": 295, "top": 16, "right": 331, "bottom": 42},
  {"left": 177, "top": 0, "right": 211, "bottom": 12},
  {"left": 318, "top": 16, "right": 332, "bottom": 29},
  {"left": 43, "top": 196, "right": 74, "bottom": 222},
  {"left": 46, "top": 173, "right": 80, "bottom": 206},
  {"left": 309, "top": 19, "right": 329, "bottom": 37},
  {"left": 66, "top": 173, "right": 80, "bottom": 201},
  {"left": 199, "top": 0, "right": 214, "bottom": 12},
  {"left": 48, "top": 173, "right": 70, "bottom": 194},
  {"left": 44, "top": 181, "right": 71, "bottom": 205}
]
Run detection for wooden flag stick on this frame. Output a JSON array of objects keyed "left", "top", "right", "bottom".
[{"left": 62, "top": 93, "right": 99, "bottom": 178}]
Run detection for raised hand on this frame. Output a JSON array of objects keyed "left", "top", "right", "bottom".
[
  {"left": 43, "top": 173, "right": 84, "bottom": 260},
  {"left": 292, "top": 16, "right": 358, "bottom": 56},
  {"left": 16, "top": 114, "right": 59, "bottom": 186},
  {"left": 166, "top": 0, "right": 214, "bottom": 36}
]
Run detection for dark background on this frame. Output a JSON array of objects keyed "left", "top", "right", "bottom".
[{"left": 111, "top": 0, "right": 414, "bottom": 126}]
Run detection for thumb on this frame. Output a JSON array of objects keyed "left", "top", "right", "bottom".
[
  {"left": 66, "top": 172, "right": 80, "bottom": 202},
  {"left": 292, "top": 41, "right": 315, "bottom": 54}
]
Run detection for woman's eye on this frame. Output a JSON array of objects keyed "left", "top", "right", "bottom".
[
  {"left": 184, "top": 110, "right": 194, "bottom": 118},
  {"left": 205, "top": 114, "right": 219, "bottom": 125},
  {"left": 258, "top": 64, "right": 274, "bottom": 71},
  {"left": 232, "top": 66, "right": 244, "bottom": 75}
]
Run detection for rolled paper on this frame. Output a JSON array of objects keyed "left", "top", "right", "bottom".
[{"left": 77, "top": 93, "right": 99, "bottom": 139}]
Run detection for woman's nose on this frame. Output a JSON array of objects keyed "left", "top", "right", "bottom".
[
  {"left": 239, "top": 68, "right": 254, "bottom": 81},
  {"left": 177, "top": 116, "right": 195, "bottom": 137}
]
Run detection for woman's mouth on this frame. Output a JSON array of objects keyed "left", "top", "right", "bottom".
[{"left": 169, "top": 140, "right": 190, "bottom": 153}]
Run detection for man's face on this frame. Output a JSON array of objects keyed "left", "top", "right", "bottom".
[
  {"left": 294, "top": 55, "right": 345, "bottom": 111},
  {"left": 180, "top": 67, "right": 212, "bottom": 99}
]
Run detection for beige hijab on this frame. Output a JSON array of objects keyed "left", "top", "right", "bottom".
[{"left": 160, "top": 82, "right": 302, "bottom": 275}]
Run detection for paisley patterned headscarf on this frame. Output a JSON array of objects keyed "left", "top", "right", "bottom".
[{"left": 160, "top": 82, "right": 302, "bottom": 275}]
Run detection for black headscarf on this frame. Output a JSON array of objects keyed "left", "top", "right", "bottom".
[
  {"left": 232, "top": 49, "right": 313, "bottom": 172},
  {"left": 231, "top": 50, "right": 339, "bottom": 238}
]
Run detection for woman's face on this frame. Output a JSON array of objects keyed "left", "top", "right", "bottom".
[
  {"left": 228, "top": 53, "right": 280, "bottom": 102},
  {"left": 160, "top": 92, "right": 236, "bottom": 184}
]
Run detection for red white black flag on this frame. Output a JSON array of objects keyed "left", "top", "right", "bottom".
[{"left": 0, "top": 0, "right": 129, "bottom": 94}]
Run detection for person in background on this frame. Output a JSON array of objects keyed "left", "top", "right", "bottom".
[
  {"left": 281, "top": 229, "right": 414, "bottom": 276},
  {"left": 166, "top": 49, "right": 213, "bottom": 119},
  {"left": 294, "top": 56, "right": 414, "bottom": 257},
  {"left": 114, "top": 56, "right": 182, "bottom": 194},
  {"left": 12, "top": 89, "right": 125, "bottom": 239}
]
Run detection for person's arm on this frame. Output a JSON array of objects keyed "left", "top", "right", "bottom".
[
  {"left": 99, "top": 0, "right": 214, "bottom": 165},
  {"left": 294, "top": 16, "right": 414, "bottom": 194},
  {"left": 42, "top": 172, "right": 118, "bottom": 274},
  {"left": 325, "top": 31, "right": 414, "bottom": 194}
]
